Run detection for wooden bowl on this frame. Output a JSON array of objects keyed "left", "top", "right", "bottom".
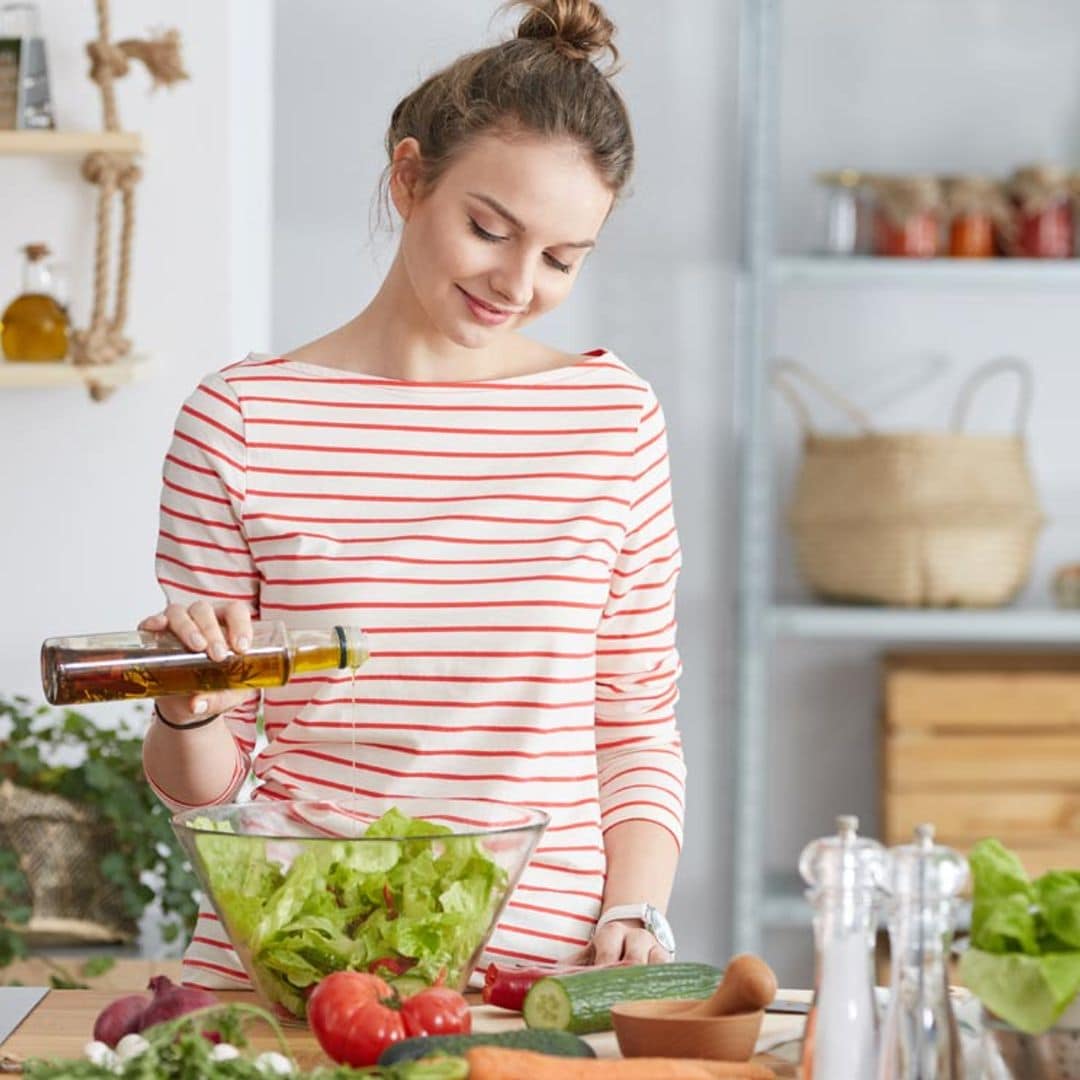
[{"left": 610, "top": 998, "right": 765, "bottom": 1061}]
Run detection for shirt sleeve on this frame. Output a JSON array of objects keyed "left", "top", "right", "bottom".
[
  {"left": 142, "top": 371, "right": 261, "bottom": 809},
  {"left": 594, "top": 386, "right": 687, "bottom": 849}
]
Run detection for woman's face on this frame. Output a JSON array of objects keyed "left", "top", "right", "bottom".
[{"left": 392, "top": 131, "right": 614, "bottom": 349}]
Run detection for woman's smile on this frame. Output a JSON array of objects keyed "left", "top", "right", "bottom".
[{"left": 456, "top": 285, "right": 523, "bottom": 325}]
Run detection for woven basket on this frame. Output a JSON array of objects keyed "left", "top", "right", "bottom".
[
  {"left": 0, "top": 779, "right": 137, "bottom": 946},
  {"left": 773, "top": 358, "right": 1044, "bottom": 608}
]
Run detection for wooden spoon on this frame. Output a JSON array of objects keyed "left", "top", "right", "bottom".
[{"left": 679, "top": 954, "right": 778, "bottom": 1017}]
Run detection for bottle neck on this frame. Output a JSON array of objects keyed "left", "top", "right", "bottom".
[
  {"left": 22, "top": 257, "right": 52, "bottom": 296},
  {"left": 288, "top": 626, "right": 369, "bottom": 674}
]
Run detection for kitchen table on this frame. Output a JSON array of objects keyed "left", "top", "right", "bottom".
[{"left": 0, "top": 961, "right": 804, "bottom": 1075}]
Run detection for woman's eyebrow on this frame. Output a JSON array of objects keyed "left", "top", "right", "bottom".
[{"left": 467, "top": 191, "right": 596, "bottom": 249}]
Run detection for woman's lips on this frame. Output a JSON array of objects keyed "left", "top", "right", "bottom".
[{"left": 458, "top": 287, "right": 517, "bottom": 326}]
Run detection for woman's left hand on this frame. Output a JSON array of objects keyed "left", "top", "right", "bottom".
[{"left": 574, "top": 919, "right": 673, "bottom": 966}]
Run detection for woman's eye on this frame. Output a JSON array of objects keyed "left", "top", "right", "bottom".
[
  {"left": 468, "top": 218, "right": 507, "bottom": 243},
  {"left": 545, "top": 253, "right": 572, "bottom": 275}
]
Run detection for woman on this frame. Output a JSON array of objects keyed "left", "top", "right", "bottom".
[{"left": 142, "top": 0, "right": 686, "bottom": 989}]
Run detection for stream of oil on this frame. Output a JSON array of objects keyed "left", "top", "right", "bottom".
[{"left": 350, "top": 664, "right": 358, "bottom": 800}]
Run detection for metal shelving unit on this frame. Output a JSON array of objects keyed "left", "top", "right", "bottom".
[
  {"left": 774, "top": 255, "right": 1080, "bottom": 289},
  {"left": 731, "top": 0, "right": 1080, "bottom": 956}
]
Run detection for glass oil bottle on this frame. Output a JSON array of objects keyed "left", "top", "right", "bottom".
[
  {"left": 41, "top": 621, "right": 369, "bottom": 705},
  {"left": 1, "top": 242, "right": 69, "bottom": 361}
]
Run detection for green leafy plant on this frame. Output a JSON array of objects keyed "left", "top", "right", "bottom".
[
  {"left": 0, "top": 693, "right": 200, "bottom": 977},
  {"left": 960, "top": 837, "right": 1080, "bottom": 1034}
]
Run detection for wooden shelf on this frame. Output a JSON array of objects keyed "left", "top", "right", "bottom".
[
  {"left": 0, "top": 130, "right": 142, "bottom": 156},
  {"left": 0, "top": 354, "right": 148, "bottom": 388}
]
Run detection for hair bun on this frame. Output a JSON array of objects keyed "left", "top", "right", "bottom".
[{"left": 513, "top": 0, "right": 618, "bottom": 67}]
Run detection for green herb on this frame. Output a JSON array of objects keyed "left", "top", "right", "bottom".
[
  {"left": 960, "top": 838, "right": 1080, "bottom": 1033},
  {"left": 0, "top": 694, "right": 199, "bottom": 975},
  {"left": 193, "top": 806, "right": 508, "bottom": 1018},
  {"left": 23, "top": 1003, "right": 467, "bottom": 1079}
]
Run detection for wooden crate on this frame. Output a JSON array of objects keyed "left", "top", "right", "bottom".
[{"left": 882, "top": 650, "right": 1080, "bottom": 877}]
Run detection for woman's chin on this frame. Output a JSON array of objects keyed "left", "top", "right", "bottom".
[{"left": 446, "top": 319, "right": 505, "bottom": 350}]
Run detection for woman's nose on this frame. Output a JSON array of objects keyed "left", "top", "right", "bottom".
[{"left": 490, "top": 256, "right": 533, "bottom": 310}]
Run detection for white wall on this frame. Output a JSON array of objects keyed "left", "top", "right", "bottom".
[
  {"left": 271, "top": 0, "right": 741, "bottom": 969},
  {"left": 0, "top": 0, "right": 272, "bottom": 719}
]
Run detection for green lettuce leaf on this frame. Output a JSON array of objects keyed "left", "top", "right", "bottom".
[{"left": 962, "top": 839, "right": 1080, "bottom": 1034}]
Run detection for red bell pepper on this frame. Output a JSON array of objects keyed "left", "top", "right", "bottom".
[{"left": 482, "top": 961, "right": 628, "bottom": 1012}]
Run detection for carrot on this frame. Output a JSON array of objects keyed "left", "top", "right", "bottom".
[{"left": 464, "top": 1046, "right": 775, "bottom": 1079}]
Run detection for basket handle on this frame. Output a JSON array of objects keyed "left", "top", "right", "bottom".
[
  {"left": 771, "top": 359, "right": 875, "bottom": 435},
  {"left": 950, "top": 357, "right": 1034, "bottom": 435}
]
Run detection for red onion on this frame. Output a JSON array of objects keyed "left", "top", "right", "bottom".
[
  {"left": 92, "top": 993, "right": 149, "bottom": 1048},
  {"left": 137, "top": 975, "right": 219, "bottom": 1033}
]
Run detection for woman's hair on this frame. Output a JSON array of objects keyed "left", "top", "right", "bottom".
[{"left": 384, "top": 0, "right": 633, "bottom": 204}]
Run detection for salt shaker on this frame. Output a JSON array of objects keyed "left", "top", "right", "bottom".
[
  {"left": 877, "top": 823, "right": 967, "bottom": 1079},
  {"left": 800, "top": 814, "right": 886, "bottom": 1079}
]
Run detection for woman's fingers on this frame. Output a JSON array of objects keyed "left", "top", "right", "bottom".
[
  {"left": 162, "top": 602, "right": 210, "bottom": 652},
  {"left": 591, "top": 923, "right": 670, "bottom": 966},
  {"left": 189, "top": 600, "right": 229, "bottom": 661},
  {"left": 137, "top": 611, "right": 169, "bottom": 632},
  {"left": 221, "top": 602, "right": 254, "bottom": 653},
  {"left": 187, "top": 689, "right": 248, "bottom": 718},
  {"left": 141, "top": 602, "right": 254, "bottom": 726}
]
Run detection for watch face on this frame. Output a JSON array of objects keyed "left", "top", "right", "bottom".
[{"left": 644, "top": 904, "right": 676, "bottom": 953}]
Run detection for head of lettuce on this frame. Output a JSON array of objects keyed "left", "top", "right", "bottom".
[{"left": 960, "top": 838, "right": 1080, "bottom": 1034}]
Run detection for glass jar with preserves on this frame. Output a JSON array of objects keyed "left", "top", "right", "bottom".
[
  {"left": 942, "top": 175, "right": 1006, "bottom": 258},
  {"left": 815, "top": 169, "right": 866, "bottom": 255},
  {"left": 1070, "top": 171, "right": 1080, "bottom": 257},
  {"left": 869, "top": 175, "right": 942, "bottom": 258},
  {"left": 1006, "top": 164, "right": 1073, "bottom": 258}
]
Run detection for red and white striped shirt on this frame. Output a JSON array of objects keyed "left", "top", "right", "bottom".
[{"left": 147, "top": 349, "right": 685, "bottom": 988}]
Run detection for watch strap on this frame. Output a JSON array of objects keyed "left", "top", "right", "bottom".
[{"left": 595, "top": 903, "right": 650, "bottom": 929}]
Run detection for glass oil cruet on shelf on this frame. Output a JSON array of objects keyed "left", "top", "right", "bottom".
[
  {"left": 1, "top": 242, "right": 70, "bottom": 361},
  {"left": 877, "top": 823, "right": 968, "bottom": 1080},
  {"left": 800, "top": 813, "right": 886, "bottom": 1080}
]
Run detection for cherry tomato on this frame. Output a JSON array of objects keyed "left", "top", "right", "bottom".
[
  {"left": 307, "top": 971, "right": 406, "bottom": 1067},
  {"left": 400, "top": 986, "right": 472, "bottom": 1038}
]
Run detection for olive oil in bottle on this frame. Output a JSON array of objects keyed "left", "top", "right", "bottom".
[
  {"left": 1, "top": 243, "right": 69, "bottom": 362},
  {"left": 40, "top": 621, "right": 369, "bottom": 705}
]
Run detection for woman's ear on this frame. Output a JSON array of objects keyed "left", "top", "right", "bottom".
[{"left": 390, "top": 138, "right": 424, "bottom": 220}]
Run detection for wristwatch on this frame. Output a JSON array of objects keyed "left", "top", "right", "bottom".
[{"left": 594, "top": 903, "right": 676, "bottom": 955}]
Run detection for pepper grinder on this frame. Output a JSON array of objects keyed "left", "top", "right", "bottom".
[
  {"left": 877, "top": 823, "right": 968, "bottom": 1079},
  {"left": 800, "top": 814, "right": 886, "bottom": 1080}
]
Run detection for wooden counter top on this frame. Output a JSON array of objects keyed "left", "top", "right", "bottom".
[{"left": 0, "top": 960, "right": 802, "bottom": 1075}]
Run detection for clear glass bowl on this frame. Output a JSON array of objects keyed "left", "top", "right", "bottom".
[{"left": 172, "top": 797, "right": 548, "bottom": 1021}]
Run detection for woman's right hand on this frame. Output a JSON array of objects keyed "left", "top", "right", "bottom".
[{"left": 139, "top": 600, "right": 254, "bottom": 726}]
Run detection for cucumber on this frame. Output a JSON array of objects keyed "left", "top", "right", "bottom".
[
  {"left": 523, "top": 961, "right": 723, "bottom": 1035},
  {"left": 389, "top": 974, "right": 431, "bottom": 997},
  {"left": 378, "top": 1028, "right": 597, "bottom": 1065}
]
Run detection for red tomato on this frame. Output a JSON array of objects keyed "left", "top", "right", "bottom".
[
  {"left": 400, "top": 986, "right": 472, "bottom": 1039},
  {"left": 307, "top": 971, "right": 406, "bottom": 1067}
]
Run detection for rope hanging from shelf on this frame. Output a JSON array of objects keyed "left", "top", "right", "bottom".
[{"left": 74, "top": 0, "right": 187, "bottom": 400}]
